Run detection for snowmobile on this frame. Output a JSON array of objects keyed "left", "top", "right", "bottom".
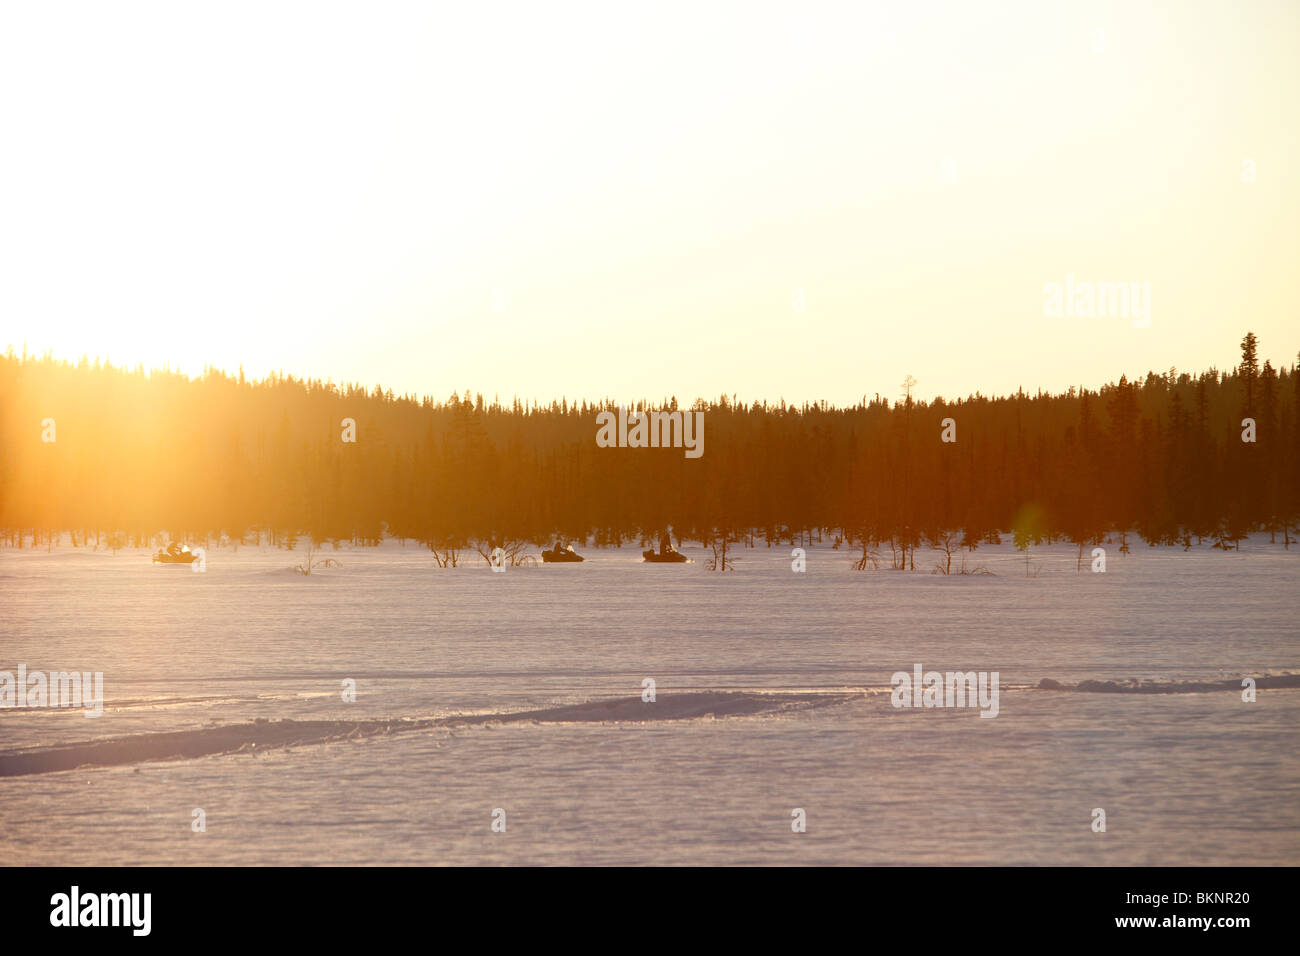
[
  {"left": 152, "top": 544, "right": 198, "bottom": 564},
  {"left": 541, "top": 543, "right": 584, "bottom": 563},
  {"left": 642, "top": 546, "right": 689, "bottom": 563}
]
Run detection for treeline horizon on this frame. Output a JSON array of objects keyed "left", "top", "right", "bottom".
[{"left": 1, "top": 333, "right": 1297, "bottom": 562}]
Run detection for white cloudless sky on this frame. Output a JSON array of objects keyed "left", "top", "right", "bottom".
[{"left": 2, "top": 0, "right": 1296, "bottom": 405}]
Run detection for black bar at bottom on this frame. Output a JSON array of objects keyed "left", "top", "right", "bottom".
[{"left": 1, "top": 866, "right": 1285, "bottom": 942}]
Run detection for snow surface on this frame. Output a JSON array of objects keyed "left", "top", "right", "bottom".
[{"left": 1, "top": 536, "right": 1297, "bottom": 864}]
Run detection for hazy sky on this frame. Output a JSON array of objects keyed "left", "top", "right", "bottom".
[{"left": 2, "top": 0, "right": 1296, "bottom": 405}]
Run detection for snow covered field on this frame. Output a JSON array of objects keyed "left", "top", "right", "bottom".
[{"left": 1, "top": 536, "right": 1297, "bottom": 865}]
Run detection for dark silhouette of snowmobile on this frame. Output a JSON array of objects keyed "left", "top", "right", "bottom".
[
  {"left": 642, "top": 532, "right": 689, "bottom": 563},
  {"left": 541, "top": 542, "right": 584, "bottom": 563},
  {"left": 642, "top": 547, "right": 688, "bottom": 563}
]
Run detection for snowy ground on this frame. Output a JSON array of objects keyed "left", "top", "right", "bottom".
[{"left": 1, "top": 535, "right": 1297, "bottom": 864}]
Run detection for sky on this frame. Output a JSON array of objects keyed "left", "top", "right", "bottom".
[{"left": 1, "top": 0, "right": 1296, "bottom": 406}]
